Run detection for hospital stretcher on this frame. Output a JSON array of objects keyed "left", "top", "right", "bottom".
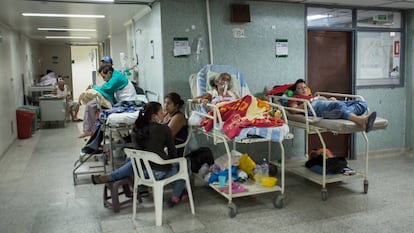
[
  {"left": 187, "top": 64, "right": 293, "bottom": 217},
  {"left": 73, "top": 92, "right": 156, "bottom": 185},
  {"left": 187, "top": 99, "right": 292, "bottom": 217},
  {"left": 271, "top": 92, "right": 388, "bottom": 200}
]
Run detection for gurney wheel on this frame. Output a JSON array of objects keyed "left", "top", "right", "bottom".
[
  {"left": 321, "top": 188, "right": 328, "bottom": 201},
  {"left": 273, "top": 194, "right": 285, "bottom": 209},
  {"left": 363, "top": 180, "right": 369, "bottom": 194},
  {"left": 227, "top": 203, "right": 237, "bottom": 218}
]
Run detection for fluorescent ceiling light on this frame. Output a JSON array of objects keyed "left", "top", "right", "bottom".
[
  {"left": 46, "top": 36, "right": 91, "bottom": 39},
  {"left": 307, "top": 14, "right": 332, "bottom": 21},
  {"left": 38, "top": 28, "right": 96, "bottom": 32},
  {"left": 23, "top": 13, "right": 105, "bottom": 18}
]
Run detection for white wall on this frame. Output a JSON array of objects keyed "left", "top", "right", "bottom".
[
  {"left": 38, "top": 44, "right": 72, "bottom": 81},
  {"left": 129, "top": 3, "right": 163, "bottom": 101},
  {"left": 111, "top": 31, "right": 128, "bottom": 70},
  {"left": 0, "top": 22, "right": 39, "bottom": 157},
  {"left": 71, "top": 46, "right": 98, "bottom": 100}
]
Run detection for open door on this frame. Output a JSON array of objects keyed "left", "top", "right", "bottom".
[{"left": 307, "top": 30, "right": 352, "bottom": 158}]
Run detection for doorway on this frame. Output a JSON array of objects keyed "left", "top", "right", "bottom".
[
  {"left": 307, "top": 30, "right": 352, "bottom": 158},
  {"left": 71, "top": 46, "right": 98, "bottom": 101}
]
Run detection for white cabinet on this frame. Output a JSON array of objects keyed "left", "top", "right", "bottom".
[{"left": 39, "top": 96, "right": 67, "bottom": 125}]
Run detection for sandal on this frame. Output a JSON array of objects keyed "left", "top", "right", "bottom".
[
  {"left": 365, "top": 111, "right": 377, "bottom": 133},
  {"left": 167, "top": 196, "right": 181, "bottom": 208},
  {"left": 180, "top": 190, "right": 189, "bottom": 202}
]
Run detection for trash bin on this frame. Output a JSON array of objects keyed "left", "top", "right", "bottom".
[
  {"left": 19, "top": 105, "right": 40, "bottom": 132},
  {"left": 16, "top": 109, "right": 35, "bottom": 139}
]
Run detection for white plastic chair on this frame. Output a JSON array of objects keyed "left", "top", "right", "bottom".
[
  {"left": 174, "top": 125, "right": 192, "bottom": 156},
  {"left": 124, "top": 148, "right": 195, "bottom": 226}
]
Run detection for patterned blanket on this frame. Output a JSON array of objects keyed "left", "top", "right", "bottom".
[{"left": 200, "top": 95, "right": 285, "bottom": 139}]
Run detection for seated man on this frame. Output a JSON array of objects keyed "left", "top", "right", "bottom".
[
  {"left": 78, "top": 57, "right": 131, "bottom": 138},
  {"left": 52, "top": 78, "right": 81, "bottom": 122}
]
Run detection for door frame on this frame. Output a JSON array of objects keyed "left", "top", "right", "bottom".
[{"left": 306, "top": 28, "right": 357, "bottom": 159}]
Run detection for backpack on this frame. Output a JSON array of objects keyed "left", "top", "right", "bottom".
[
  {"left": 185, "top": 147, "right": 214, "bottom": 173},
  {"left": 305, "top": 149, "right": 348, "bottom": 174}
]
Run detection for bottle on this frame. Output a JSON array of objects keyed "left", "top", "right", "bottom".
[
  {"left": 254, "top": 164, "right": 262, "bottom": 184},
  {"left": 261, "top": 158, "right": 269, "bottom": 178}
]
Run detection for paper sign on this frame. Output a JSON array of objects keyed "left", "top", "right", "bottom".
[
  {"left": 275, "top": 39, "right": 288, "bottom": 58},
  {"left": 173, "top": 37, "right": 191, "bottom": 57}
]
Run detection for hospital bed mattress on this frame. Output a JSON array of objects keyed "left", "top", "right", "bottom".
[{"left": 286, "top": 112, "right": 388, "bottom": 134}]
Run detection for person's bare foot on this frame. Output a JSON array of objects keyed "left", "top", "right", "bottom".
[{"left": 78, "top": 131, "right": 92, "bottom": 138}]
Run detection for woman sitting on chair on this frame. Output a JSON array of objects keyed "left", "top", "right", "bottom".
[
  {"left": 163, "top": 92, "right": 188, "bottom": 156},
  {"left": 91, "top": 101, "right": 188, "bottom": 207},
  {"left": 288, "top": 79, "right": 377, "bottom": 133}
]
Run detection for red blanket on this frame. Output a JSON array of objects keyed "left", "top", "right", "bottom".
[{"left": 200, "top": 95, "right": 285, "bottom": 139}]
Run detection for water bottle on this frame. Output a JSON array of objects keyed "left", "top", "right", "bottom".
[
  {"left": 261, "top": 158, "right": 269, "bottom": 178},
  {"left": 254, "top": 165, "right": 262, "bottom": 184}
]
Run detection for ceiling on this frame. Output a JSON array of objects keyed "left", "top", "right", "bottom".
[
  {"left": 1, "top": 0, "right": 413, "bottom": 45},
  {"left": 0, "top": 0, "right": 156, "bottom": 45}
]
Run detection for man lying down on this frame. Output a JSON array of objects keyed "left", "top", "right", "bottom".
[{"left": 287, "top": 79, "right": 377, "bottom": 133}]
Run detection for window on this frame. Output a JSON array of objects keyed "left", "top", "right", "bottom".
[
  {"left": 307, "top": 7, "right": 352, "bottom": 28},
  {"left": 357, "top": 10, "right": 401, "bottom": 29},
  {"left": 307, "top": 7, "right": 404, "bottom": 87},
  {"left": 356, "top": 32, "right": 401, "bottom": 86}
]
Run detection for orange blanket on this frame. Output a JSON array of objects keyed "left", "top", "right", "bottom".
[{"left": 200, "top": 95, "right": 285, "bottom": 139}]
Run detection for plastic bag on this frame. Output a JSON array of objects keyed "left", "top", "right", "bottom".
[{"left": 238, "top": 153, "right": 256, "bottom": 178}]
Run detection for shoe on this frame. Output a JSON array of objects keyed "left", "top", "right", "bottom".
[
  {"left": 167, "top": 196, "right": 181, "bottom": 208},
  {"left": 91, "top": 174, "right": 109, "bottom": 184},
  {"left": 180, "top": 190, "right": 189, "bottom": 202},
  {"left": 365, "top": 111, "right": 377, "bottom": 133}
]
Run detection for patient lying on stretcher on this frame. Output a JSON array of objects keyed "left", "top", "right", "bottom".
[
  {"left": 288, "top": 79, "right": 377, "bottom": 133},
  {"left": 192, "top": 72, "right": 239, "bottom": 105}
]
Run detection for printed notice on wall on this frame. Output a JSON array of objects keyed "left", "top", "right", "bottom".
[
  {"left": 173, "top": 37, "right": 191, "bottom": 57},
  {"left": 275, "top": 39, "right": 288, "bottom": 58}
]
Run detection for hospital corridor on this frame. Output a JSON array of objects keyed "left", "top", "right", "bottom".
[
  {"left": 1, "top": 0, "right": 414, "bottom": 232},
  {"left": 0, "top": 121, "right": 413, "bottom": 233}
]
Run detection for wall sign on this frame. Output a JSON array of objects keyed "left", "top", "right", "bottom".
[
  {"left": 275, "top": 39, "right": 288, "bottom": 58},
  {"left": 173, "top": 37, "right": 191, "bottom": 57}
]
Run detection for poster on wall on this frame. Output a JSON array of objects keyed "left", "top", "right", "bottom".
[
  {"left": 173, "top": 37, "right": 191, "bottom": 57},
  {"left": 275, "top": 39, "right": 288, "bottom": 58}
]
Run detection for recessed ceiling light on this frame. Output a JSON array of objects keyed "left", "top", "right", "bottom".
[
  {"left": 307, "top": 14, "right": 332, "bottom": 21},
  {"left": 23, "top": 13, "right": 105, "bottom": 18},
  {"left": 38, "top": 28, "right": 96, "bottom": 32},
  {"left": 46, "top": 36, "right": 92, "bottom": 39}
]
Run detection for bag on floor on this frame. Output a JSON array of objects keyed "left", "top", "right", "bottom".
[{"left": 185, "top": 147, "right": 214, "bottom": 173}]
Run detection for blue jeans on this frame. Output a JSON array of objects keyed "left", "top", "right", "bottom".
[
  {"left": 109, "top": 159, "right": 185, "bottom": 197},
  {"left": 310, "top": 100, "right": 367, "bottom": 119}
]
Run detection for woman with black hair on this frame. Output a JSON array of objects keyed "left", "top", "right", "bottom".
[
  {"left": 91, "top": 101, "right": 187, "bottom": 207},
  {"left": 163, "top": 92, "right": 188, "bottom": 156}
]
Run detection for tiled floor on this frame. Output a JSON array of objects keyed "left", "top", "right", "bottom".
[{"left": 0, "top": 122, "right": 413, "bottom": 233}]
